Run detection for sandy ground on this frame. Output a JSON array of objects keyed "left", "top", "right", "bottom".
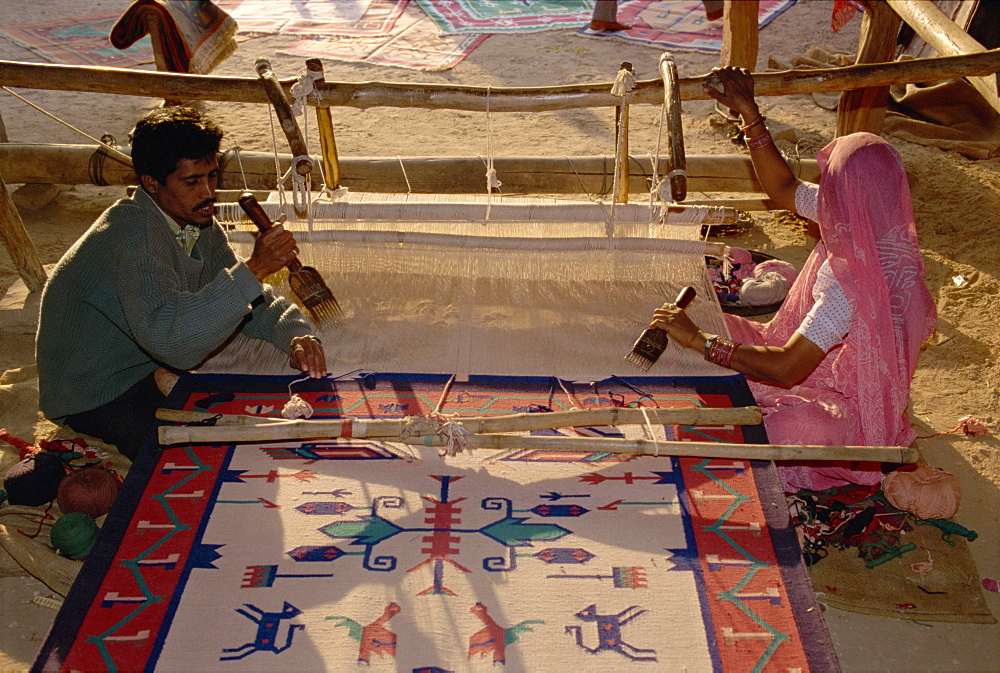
[{"left": 0, "top": 0, "right": 998, "bottom": 670}]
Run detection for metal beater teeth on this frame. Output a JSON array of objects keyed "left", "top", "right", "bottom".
[{"left": 624, "top": 352, "right": 655, "bottom": 371}]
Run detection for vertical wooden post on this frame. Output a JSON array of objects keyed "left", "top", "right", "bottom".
[
  {"left": 0, "top": 172, "right": 46, "bottom": 293},
  {"left": 836, "top": 0, "right": 902, "bottom": 137},
  {"left": 613, "top": 62, "right": 634, "bottom": 204},
  {"left": 305, "top": 59, "right": 342, "bottom": 191},
  {"left": 720, "top": 0, "right": 759, "bottom": 70}
]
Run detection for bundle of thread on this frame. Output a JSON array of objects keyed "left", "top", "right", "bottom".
[
  {"left": 50, "top": 511, "right": 99, "bottom": 560},
  {"left": 2, "top": 451, "right": 67, "bottom": 506},
  {"left": 706, "top": 250, "right": 749, "bottom": 303},
  {"left": 883, "top": 465, "right": 962, "bottom": 520},
  {"left": 57, "top": 466, "right": 120, "bottom": 518},
  {"left": 740, "top": 258, "right": 798, "bottom": 307}
]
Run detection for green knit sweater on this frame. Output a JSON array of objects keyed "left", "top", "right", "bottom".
[{"left": 36, "top": 189, "right": 313, "bottom": 422}]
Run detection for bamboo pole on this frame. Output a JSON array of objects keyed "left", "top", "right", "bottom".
[
  {"left": 1, "top": 51, "right": 998, "bottom": 111},
  {"left": 0, "top": 145, "right": 819, "bottom": 197},
  {"left": 157, "top": 417, "right": 918, "bottom": 463},
  {"left": 837, "top": 0, "right": 902, "bottom": 136},
  {"left": 0, "top": 171, "right": 45, "bottom": 292},
  {"left": 886, "top": 0, "right": 1000, "bottom": 114},
  {"left": 658, "top": 53, "right": 687, "bottom": 203},
  {"left": 306, "top": 58, "right": 342, "bottom": 191},
  {"left": 157, "top": 404, "right": 763, "bottom": 438}
]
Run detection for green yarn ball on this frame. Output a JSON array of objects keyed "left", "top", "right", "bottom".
[{"left": 50, "top": 512, "right": 99, "bottom": 559}]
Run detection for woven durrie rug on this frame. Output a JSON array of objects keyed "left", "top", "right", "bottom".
[{"left": 36, "top": 373, "right": 839, "bottom": 672}]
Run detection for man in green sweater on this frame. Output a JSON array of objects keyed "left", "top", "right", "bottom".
[{"left": 36, "top": 107, "right": 327, "bottom": 461}]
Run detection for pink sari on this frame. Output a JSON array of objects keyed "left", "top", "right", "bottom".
[{"left": 725, "top": 133, "right": 937, "bottom": 491}]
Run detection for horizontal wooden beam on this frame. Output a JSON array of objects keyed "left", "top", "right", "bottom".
[
  {"left": 0, "top": 144, "right": 820, "bottom": 198},
  {"left": 1, "top": 49, "right": 998, "bottom": 111}
]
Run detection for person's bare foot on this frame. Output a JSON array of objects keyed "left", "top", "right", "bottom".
[{"left": 589, "top": 19, "right": 631, "bottom": 32}]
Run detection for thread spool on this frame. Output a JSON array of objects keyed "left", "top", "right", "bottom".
[
  {"left": 50, "top": 512, "right": 99, "bottom": 559},
  {"left": 57, "top": 467, "right": 119, "bottom": 518}
]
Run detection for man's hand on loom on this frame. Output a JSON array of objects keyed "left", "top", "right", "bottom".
[
  {"left": 246, "top": 215, "right": 298, "bottom": 281},
  {"left": 290, "top": 335, "right": 327, "bottom": 378}
]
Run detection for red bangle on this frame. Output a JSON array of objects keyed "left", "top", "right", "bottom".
[
  {"left": 707, "top": 337, "right": 740, "bottom": 368},
  {"left": 739, "top": 114, "right": 766, "bottom": 133}
]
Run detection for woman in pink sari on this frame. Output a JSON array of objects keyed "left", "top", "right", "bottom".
[{"left": 650, "top": 67, "right": 937, "bottom": 492}]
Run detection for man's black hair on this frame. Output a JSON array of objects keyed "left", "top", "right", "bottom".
[{"left": 130, "top": 107, "right": 224, "bottom": 184}]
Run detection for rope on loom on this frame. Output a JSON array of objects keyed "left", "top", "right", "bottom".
[
  {"left": 484, "top": 86, "right": 502, "bottom": 221},
  {"left": 639, "top": 405, "right": 661, "bottom": 456},
  {"left": 1, "top": 87, "right": 133, "bottom": 166},
  {"left": 562, "top": 155, "right": 612, "bottom": 224},
  {"left": 397, "top": 157, "right": 413, "bottom": 194}
]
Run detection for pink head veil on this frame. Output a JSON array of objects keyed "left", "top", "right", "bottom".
[{"left": 730, "top": 133, "right": 936, "bottom": 447}]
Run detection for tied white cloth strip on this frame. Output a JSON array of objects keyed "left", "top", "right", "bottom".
[{"left": 282, "top": 374, "right": 315, "bottom": 419}]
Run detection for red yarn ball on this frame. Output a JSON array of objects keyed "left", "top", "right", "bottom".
[{"left": 57, "top": 467, "right": 119, "bottom": 518}]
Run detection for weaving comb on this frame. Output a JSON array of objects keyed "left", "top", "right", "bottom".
[
  {"left": 238, "top": 192, "right": 342, "bottom": 326},
  {"left": 624, "top": 286, "right": 696, "bottom": 371}
]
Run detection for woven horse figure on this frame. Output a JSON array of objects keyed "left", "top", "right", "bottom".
[
  {"left": 468, "top": 602, "right": 543, "bottom": 664},
  {"left": 220, "top": 602, "right": 304, "bottom": 661},
  {"left": 327, "top": 602, "right": 401, "bottom": 663},
  {"left": 565, "top": 604, "right": 657, "bottom": 662}
]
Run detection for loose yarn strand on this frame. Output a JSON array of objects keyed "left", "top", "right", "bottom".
[{"left": 484, "top": 87, "right": 502, "bottom": 222}]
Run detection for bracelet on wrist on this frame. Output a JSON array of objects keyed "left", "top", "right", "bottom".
[
  {"left": 739, "top": 114, "right": 766, "bottom": 133},
  {"left": 745, "top": 129, "right": 773, "bottom": 150},
  {"left": 706, "top": 336, "right": 740, "bottom": 368},
  {"left": 703, "top": 334, "right": 719, "bottom": 360}
]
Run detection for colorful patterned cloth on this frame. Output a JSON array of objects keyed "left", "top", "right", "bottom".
[
  {"left": 278, "top": 4, "right": 488, "bottom": 72},
  {"left": 415, "top": 0, "right": 595, "bottom": 33},
  {"left": 577, "top": 0, "right": 796, "bottom": 54},
  {"left": 110, "top": 0, "right": 238, "bottom": 73},
  {"left": 35, "top": 373, "right": 839, "bottom": 671}
]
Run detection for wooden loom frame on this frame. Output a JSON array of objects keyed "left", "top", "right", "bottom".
[{"left": 0, "top": 0, "right": 998, "bottom": 294}]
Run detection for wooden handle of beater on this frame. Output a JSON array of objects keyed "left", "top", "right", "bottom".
[
  {"left": 238, "top": 191, "right": 303, "bottom": 273},
  {"left": 674, "top": 285, "right": 696, "bottom": 309}
]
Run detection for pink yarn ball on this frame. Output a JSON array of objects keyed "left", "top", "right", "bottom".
[{"left": 883, "top": 466, "right": 961, "bottom": 520}]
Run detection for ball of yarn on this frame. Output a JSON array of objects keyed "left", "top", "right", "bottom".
[
  {"left": 57, "top": 467, "right": 119, "bottom": 518},
  {"left": 3, "top": 451, "right": 66, "bottom": 506},
  {"left": 740, "top": 271, "right": 789, "bottom": 307},
  {"left": 50, "top": 512, "right": 99, "bottom": 559},
  {"left": 754, "top": 258, "right": 798, "bottom": 285},
  {"left": 883, "top": 466, "right": 962, "bottom": 520}
]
